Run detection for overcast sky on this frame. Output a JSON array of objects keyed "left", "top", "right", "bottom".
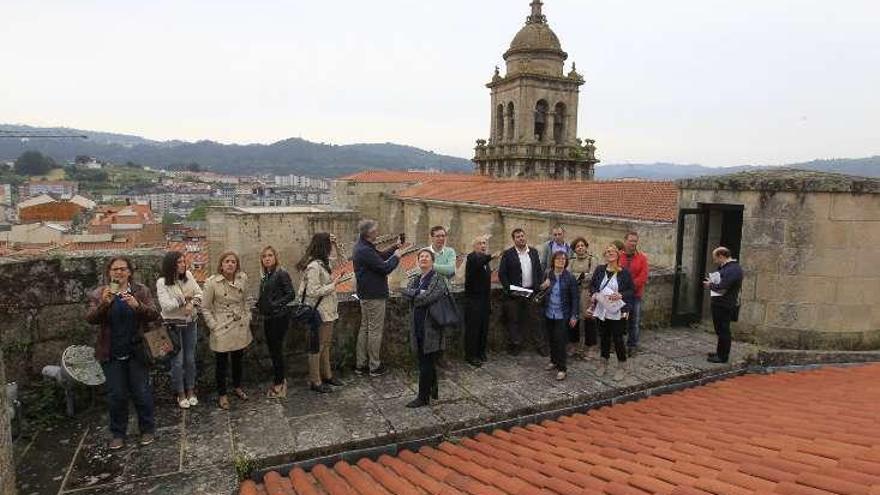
[{"left": 2, "top": 0, "right": 878, "bottom": 166}]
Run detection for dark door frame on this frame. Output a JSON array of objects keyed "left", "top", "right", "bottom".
[
  {"left": 672, "top": 208, "right": 708, "bottom": 326},
  {"left": 671, "top": 202, "right": 745, "bottom": 326}
]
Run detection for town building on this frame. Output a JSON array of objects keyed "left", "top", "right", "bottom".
[
  {"left": 19, "top": 180, "right": 78, "bottom": 199},
  {"left": 16, "top": 194, "right": 96, "bottom": 224},
  {"left": 473, "top": 0, "right": 599, "bottom": 181},
  {"left": 87, "top": 203, "right": 164, "bottom": 245}
]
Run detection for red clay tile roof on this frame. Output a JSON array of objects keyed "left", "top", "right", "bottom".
[
  {"left": 241, "top": 364, "right": 880, "bottom": 495},
  {"left": 338, "top": 170, "right": 491, "bottom": 183},
  {"left": 397, "top": 180, "right": 679, "bottom": 223}
]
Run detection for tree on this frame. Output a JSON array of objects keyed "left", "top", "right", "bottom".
[
  {"left": 14, "top": 151, "right": 57, "bottom": 176},
  {"left": 187, "top": 200, "right": 222, "bottom": 221},
  {"left": 162, "top": 212, "right": 183, "bottom": 225}
]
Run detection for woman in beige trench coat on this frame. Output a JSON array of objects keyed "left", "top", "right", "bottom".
[{"left": 202, "top": 251, "right": 253, "bottom": 409}]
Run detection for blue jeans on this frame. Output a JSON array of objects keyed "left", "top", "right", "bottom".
[
  {"left": 102, "top": 357, "right": 155, "bottom": 439},
  {"left": 169, "top": 321, "right": 198, "bottom": 393},
  {"left": 626, "top": 297, "right": 642, "bottom": 348}
]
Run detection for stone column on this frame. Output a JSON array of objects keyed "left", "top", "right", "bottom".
[{"left": 0, "top": 347, "right": 14, "bottom": 495}]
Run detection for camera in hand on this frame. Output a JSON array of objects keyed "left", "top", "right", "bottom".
[{"left": 109, "top": 280, "right": 121, "bottom": 294}]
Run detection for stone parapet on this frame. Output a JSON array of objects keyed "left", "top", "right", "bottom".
[{"left": 0, "top": 253, "right": 674, "bottom": 386}]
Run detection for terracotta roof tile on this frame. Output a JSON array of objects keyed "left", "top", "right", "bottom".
[
  {"left": 396, "top": 179, "right": 678, "bottom": 222},
  {"left": 338, "top": 170, "right": 491, "bottom": 183},
  {"left": 244, "top": 365, "right": 880, "bottom": 495}
]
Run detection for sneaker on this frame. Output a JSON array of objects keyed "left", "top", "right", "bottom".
[
  {"left": 544, "top": 362, "right": 556, "bottom": 371},
  {"left": 466, "top": 359, "right": 483, "bottom": 368},
  {"left": 556, "top": 371, "right": 567, "bottom": 381},
  {"left": 139, "top": 433, "right": 155, "bottom": 446},
  {"left": 707, "top": 355, "right": 728, "bottom": 364},
  {"left": 188, "top": 396, "right": 199, "bottom": 407},
  {"left": 369, "top": 364, "right": 388, "bottom": 377},
  {"left": 354, "top": 366, "right": 369, "bottom": 376},
  {"left": 627, "top": 346, "right": 639, "bottom": 357},
  {"left": 109, "top": 437, "right": 125, "bottom": 450},
  {"left": 177, "top": 397, "right": 190, "bottom": 409},
  {"left": 325, "top": 376, "right": 344, "bottom": 387},
  {"left": 613, "top": 367, "right": 625, "bottom": 382}
]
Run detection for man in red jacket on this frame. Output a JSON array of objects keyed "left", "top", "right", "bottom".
[{"left": 620, "top": 232, "right": 649, "bottom": 356}]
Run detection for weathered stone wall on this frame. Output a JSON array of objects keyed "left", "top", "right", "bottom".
[
  {"left": 393, "top": 197, "right": 676, "bottom": 269},
  {"left": 0, "top": 348, "right": 14, "bottom": 495},
  {"left": 0, "top": 251, "right": 166, "bottom": 384},
  {"left": 0, "top": 253, "right": 674, "bottom": 388},
  {"left": 679, "top": 186, "right": 880, "bottom": 350},
  {"left": 205, "top": 207, "right": 361, "bottom": 294}
]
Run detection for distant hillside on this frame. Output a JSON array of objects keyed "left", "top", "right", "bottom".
[
  {"left": 597, "top": 157, "right": 880, "bottom": 179},
  {"left": 3, "top": 124, "right": 876, "bottom": 179},
  {"left": 0, "top": 125, "right": 473, "bottom": 177}
]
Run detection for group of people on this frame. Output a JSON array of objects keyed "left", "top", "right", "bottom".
[
  {"left": 85, "top": 232, "right": 346, "bottom": 449},
  {"left": 85, "top": 218, "right": 742, "bottom": 447}
]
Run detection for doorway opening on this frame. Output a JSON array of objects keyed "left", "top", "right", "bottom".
[{"left": 671, "top": 203, "right": 744, "bottom": 326}]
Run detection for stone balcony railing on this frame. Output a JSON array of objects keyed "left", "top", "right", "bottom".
[{"left": 0, "top": 253, "right": 673, "bottom": 388}]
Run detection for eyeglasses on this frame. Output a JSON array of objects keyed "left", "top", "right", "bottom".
[{"left": 110, "top": 266, "right": 130, "bottom": 272}]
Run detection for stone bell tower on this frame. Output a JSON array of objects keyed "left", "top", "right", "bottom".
[{"left": 473, "top": 0, "right": 599, "bottom": 181}]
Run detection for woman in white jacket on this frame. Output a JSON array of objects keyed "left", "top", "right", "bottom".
[
  {"left": 156, "top": 251, "right": 203, "bottom": 409},
  {"left": 295, "top": 233, "right": 343, "bottom": 393}
]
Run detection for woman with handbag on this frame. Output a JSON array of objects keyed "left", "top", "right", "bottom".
[
  {"left": 402, "top": 249, "right": 451, "bottom": 408},
  {"left": 202, "top": 251, "right": 252, "bottom": 410},
  {"left": 295, "top": 233, "right": 344, "bottom": 394},
  {"left": 589, "top": 244, "right": 636, "bottom": 381},
  {"left": 85, "top": 256, "right": 160, "bottom": 450},
  {"left": 538, "top": 251, "right": 580, "bottom": 380},
  {"left": 156, "top": 251, "right": 203, "bottom": 410},
  {"left": 568, "top": 237, "right": 597, "bottom": 360},
  {"left": 257, "top": 245, "right": 295, "bottom": 399}
]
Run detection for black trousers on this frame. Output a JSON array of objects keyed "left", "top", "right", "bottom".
[
  {"left": 711, "top": 303, "right": 732, "bottom": 361},
  {"left": 544, "top": 318, "right": 568, "bottom": 371},
  {"left": 598, "top": 318, "right": 627, "bottom": 362},
  {"left": 417, "top": 349, "right": 438, "bottom": 402},
  {"left": 264, "top": 314, "right": 289, "bottom": 385},
  {"left": 464, "top": 296, "right": 490, "bottom": 361},
  {"left": 581, "top": 318, "right": 598, "bottom": 347},
  {"left": 215, "top": 349, "right": 243, "bottom": 396},
  {"left": 503, "top": 295, "right": 545, "bottom": 352}
]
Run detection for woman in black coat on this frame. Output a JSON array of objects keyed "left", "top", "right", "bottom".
[
  {"left": 257, "top": 245, "right": 295, "bottom": 398},
  {"left": 588, "top": 244, "right": 635, "bottom": 381},
  {"left": 402, "top": 249, "right": 450, "bottom": 408}
]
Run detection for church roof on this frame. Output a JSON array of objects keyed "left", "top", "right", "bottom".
[
  {"left": 396, "top": 179, "right": 679, "bottom": 223},
  {"left": 337, "top": 170, "right": 491, "bottom": 184},
  {"left": 504, "top": 1, "right": 567, "bottom": 60}
]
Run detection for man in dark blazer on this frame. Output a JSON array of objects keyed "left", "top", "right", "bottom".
[{"left": 497, "top": 228, "right": 546, "bottom": 355}]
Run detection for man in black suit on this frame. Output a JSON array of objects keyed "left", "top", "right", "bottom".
[{"left": 497, "top": 228, "right": 546, "bottom": 355}]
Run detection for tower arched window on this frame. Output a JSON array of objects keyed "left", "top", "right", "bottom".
[
  {"left": 534, "top": 100, "right": 549, "bottom": 142},
  {"left": 553, "top": 102, "right": 566, "bottom": 144},
  {"left": 507, "top": 102, "right": 515, "bottom": 140},
  {"left": 496, "top": 104, "right": 505, "bottom": 142}
]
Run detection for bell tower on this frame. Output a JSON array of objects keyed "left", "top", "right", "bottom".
[{"left": 474, "top": 0, "right": 598, "bottom": 181}]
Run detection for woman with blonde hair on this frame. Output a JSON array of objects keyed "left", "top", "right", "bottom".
[
  {"left": 202, "top": 251, "right": 253, "bottom": 409},
  {"left": 588, "top": 244, "right": 635, "bottom": 381},
  {"left": 257, "top": 246, "right": 295, "bottom": 398},
  {"left": 296, "top": 233, "right": 344, "bottom": 393}
]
